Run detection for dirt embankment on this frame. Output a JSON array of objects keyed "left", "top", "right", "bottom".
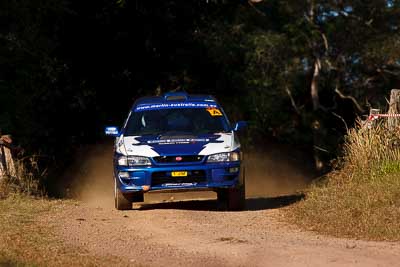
[{"left": 44, "top": 143, "right": 399, "bottom": 267}]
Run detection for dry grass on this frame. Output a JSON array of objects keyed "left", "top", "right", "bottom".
[
  {"left": 0, "top": 195, "right": 121, "bottom": 266},
  {"left": 287, "top": 120, "right": 400, "bottom": 241},
  {"left": 0, "top": 156, "right": 43, "bottom": 199}
]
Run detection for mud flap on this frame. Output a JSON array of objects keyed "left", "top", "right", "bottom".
[
  {"left": 217, "top": 182, "right": 246, "bottom": 211},
  {"left": 217, "top": 166, "right": 246, "bottom": 211}
]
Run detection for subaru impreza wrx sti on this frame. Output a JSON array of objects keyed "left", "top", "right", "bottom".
[{"left": 105, "top": 92, "right": 247, "bottom": 210}]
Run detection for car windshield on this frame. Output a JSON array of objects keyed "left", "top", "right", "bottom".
[{"left": 124, "top": 107, "right": 230, "bottom": 136}]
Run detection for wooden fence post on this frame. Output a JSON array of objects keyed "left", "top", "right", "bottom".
[
  {"left": 367, "top": 108, "right": 380, "bottom": 129},
  {"left": 0, "top": 144, "right": 7, "bottom": 179},
  {"left": 388, "top": 89, "right": 400, "bottom": 129},
  {"left": 0, "top": 135, "right": 16, "bottom": 179}
]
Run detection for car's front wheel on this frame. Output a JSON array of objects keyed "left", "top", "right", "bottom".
[{"left": 114, "top": 179, "right": 132, "bottom": 210}]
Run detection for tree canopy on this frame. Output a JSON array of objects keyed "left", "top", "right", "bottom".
[{"left": 1, "top": 0, "right": 399, "bottom": 178}]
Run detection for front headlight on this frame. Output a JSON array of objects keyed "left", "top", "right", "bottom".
[
  {"left": 117, "top": 155, "right": 151, "bottom": 166},
  {"left": 207, "top": 152, "right": 240, "bottom": 163}
]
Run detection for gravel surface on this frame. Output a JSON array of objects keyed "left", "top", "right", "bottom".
[
  {"left": 47, "top": 143, "right": 400, "bottom": 266},
  {"left": 48, "top": 197, "right": 400, "bottom": 267}
]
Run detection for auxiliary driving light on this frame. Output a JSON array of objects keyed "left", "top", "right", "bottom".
[{"left": 229, "top": 167, "right": 239, "bottom": 173}]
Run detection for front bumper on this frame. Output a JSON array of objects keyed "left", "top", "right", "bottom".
[{"left": 114, "top": 161, "right": 241, "bottom": 193}]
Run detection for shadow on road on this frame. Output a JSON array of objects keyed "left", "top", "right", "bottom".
[
  {"left": 245, "top": 194, "right": 305, "bottom": 211},
  {"left": 137, "top": 194, "right": 304, "bottom": 212}
]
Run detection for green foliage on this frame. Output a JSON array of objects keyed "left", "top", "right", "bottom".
[
  {"left": 198, "top": 0, "right": 400, "bottom": 152},
  {"left": 379, "top": 161, "right": 400, "bottom": 176},
  {"left": 1, "top": 0, "right": 400, "bottom": 192}
]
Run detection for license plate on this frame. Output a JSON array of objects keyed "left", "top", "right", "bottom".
[{"left": 171, "top": 171, "right": 187, "bottom": 177}]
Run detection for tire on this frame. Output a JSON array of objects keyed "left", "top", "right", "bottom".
[{"left": 114, "top": 179, "right": 132, "bottom": 210}]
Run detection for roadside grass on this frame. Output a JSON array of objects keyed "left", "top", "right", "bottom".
[
  {"left": 0, "top": 195, "right": 119, "bottom": 266},
  {"left": 0, "top": 155, "right": 43, "bottom": 199},
  {"left": 286, "top": 120, "right": 400, "bottom": 241}
]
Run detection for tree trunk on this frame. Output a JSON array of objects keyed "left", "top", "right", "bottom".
[
  {"left": 311, "top": 58, "right": 321, "bottom": 111},
  {"left": 388, "top": 89, "right": 400, "bottom": 130},
  {"left": 311, "top": 58, "right": 324, "bottom": 171}
]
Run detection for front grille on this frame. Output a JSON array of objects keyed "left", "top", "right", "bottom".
[
  {"left": 153, "top": 155, "right": 204, "bottom": 164},
  {"left": 151, "top": 170, "right": 206, "bottom": 186}
]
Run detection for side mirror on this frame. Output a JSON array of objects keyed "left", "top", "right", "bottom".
[
  {"left": 105, "top": 126, "right": 120, "bottom": 137},
  {"left": 233, "top": 121, "right": 247, "bottom": 132}
]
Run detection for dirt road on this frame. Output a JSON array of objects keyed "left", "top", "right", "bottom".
[{"left": 49, "top": 144, "right": 400, "bottom": 267}]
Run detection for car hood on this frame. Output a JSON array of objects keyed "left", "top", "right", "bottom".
[{"left": 116, "top": 132, "right": 239, "bottom": 157}]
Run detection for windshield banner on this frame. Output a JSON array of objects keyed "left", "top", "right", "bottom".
[{"left": 135, "top": 102, "right": 218, "bottom": 112}]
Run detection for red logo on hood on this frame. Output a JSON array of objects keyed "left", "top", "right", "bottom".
[{"left": 175, "top": 156, "right": 183, "bottom": 161}]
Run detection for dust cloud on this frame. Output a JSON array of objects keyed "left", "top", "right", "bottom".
[
  {"left": 66, "top": 142, "right": 215, "bottom": 207},
  {"left": 65, "top": 142, "right": 314, "bottom": 207},
  {"left": 245, "top": 148, "right": 314, "bottom": 198},
  {"left": 66, "top": 143, "right": 115, "bottom": 208}
]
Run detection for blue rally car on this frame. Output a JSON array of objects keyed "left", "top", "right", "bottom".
[{"left": 105, "top": 92, "right": 247, "bottom": 210}]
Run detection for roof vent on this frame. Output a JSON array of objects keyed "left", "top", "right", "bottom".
[{"left": 163, "top": 92, "right": 188, "bottom": 101}]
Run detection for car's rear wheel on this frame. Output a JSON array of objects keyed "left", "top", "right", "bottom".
[{"left": 114, "top": 179, "right": 132, "bottom": 210}]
